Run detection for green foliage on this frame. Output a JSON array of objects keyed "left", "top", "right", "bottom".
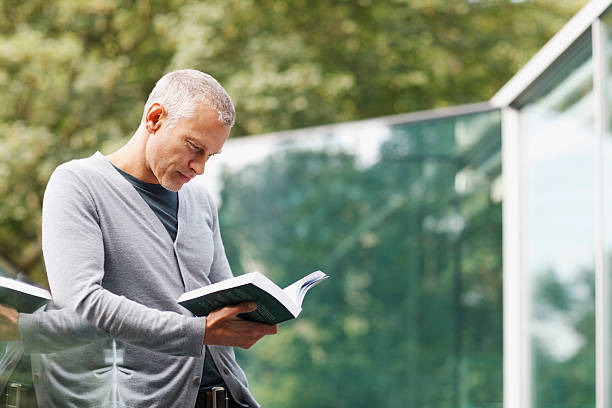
[
  {"left": 0, "top": 0, "right": 177, "bottom": 282},
  {"left": 0, "top": 0, "right": 586, "bottom": 281}
]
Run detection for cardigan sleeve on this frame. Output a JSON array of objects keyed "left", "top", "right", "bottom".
[
  {"left": 18, "top": 305, "right": 109, "bottom": 354},
  {"left": 42, "top": 168, "right": 206, "bottom": 357}
]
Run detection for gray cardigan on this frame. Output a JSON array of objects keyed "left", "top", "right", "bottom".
[{"left": 36, "top": 152, "right": 258, "bottom": 407}]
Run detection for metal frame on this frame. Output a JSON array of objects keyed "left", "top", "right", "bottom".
[
  {"left": 593, "top": 16, "right": 610, "bottom": 408},
  {"left": 492, "top": 0, "right": 611, "bottom": 108},
  {"left": 501, "top": 107, "right": 530, "bottom": 408},
  {"left": 497, "top": 2, "right": 612, "bottom": 408}
]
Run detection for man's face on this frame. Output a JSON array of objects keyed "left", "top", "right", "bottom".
[{"left": 144, "top": 103, "right": 230, "bottom": 191}]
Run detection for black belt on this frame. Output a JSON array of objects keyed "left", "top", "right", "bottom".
[{"left": 195, "top": 386, "right": 240, "bottom": 408}]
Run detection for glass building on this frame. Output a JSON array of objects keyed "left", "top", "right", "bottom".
[{"left": 197, "top": 1, "right": 612, "bottom": 407}]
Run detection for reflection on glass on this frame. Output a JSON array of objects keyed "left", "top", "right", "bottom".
[
  {"left": 521, "top": 35, "right": 595, "bottom": 408},
  {"left": 204, "top": 109, "right": 503, "bottom": 407}
]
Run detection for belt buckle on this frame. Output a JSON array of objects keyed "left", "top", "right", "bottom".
[
  {"left": 5, "top": 383, "right": 22, "bottom": 408},
  {"left": 211, "top": 386, "right": 228, "bottom": 408}
]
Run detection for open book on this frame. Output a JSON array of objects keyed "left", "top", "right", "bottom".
[
  {"left": 178, "top": 270, "right": 329, "bottom": 324},
  {"left": 0, "top": 276, "right": 51, "bottom": 313}
]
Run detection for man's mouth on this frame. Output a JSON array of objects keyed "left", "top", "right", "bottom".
[{"left": 178, "top": 172, "right": 191, "bottom": 183}]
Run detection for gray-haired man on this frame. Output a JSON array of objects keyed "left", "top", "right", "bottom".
[{"left": 38, "top": 69, "right": 277, "bottom": 407}]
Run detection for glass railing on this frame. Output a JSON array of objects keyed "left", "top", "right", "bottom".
[{"left": 203, "top": 107, "right": 503, "bottom": 408}]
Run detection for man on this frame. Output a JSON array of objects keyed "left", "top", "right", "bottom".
[{"left": 38, "top": 69, "right": 277, "bottom": 407}]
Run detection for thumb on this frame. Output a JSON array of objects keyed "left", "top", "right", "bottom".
[{"left": 228, "top": 301, "right": 258, "bottom": 316}]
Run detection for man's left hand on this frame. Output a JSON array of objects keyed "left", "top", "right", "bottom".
[{"left": 0, "top": 304, "right": 19, "bottom": 341}]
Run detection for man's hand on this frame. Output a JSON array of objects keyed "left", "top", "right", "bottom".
[
  {"left": 0, "top": 304, "right": 19, "bottom": 341},
  {"left": 203, "top": 302, "right": 278, "bottom": 349}
]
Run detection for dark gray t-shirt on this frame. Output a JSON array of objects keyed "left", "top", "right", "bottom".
[{"left": 113, "top": 165, "right": 225, "bottom": 392}]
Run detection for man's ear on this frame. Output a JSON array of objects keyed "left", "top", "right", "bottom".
[{"left": 145, "top": 103, "right": 166, "bottom": 134}]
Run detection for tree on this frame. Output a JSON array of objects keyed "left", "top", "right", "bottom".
[{"left": 0, "top": 0, "right": 585, "bottom": 282}]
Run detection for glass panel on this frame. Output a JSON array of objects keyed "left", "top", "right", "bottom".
[
  {"left": 520, "top": 34, "right": 595, "bottom": 408},
  {"left": 205, "top": 109, "right": 503, "bottom": 407}
]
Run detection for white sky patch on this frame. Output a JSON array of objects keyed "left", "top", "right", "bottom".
[
  {"left": 522, "top": 84, "right": 595, "bottom": 283},
  {"left": 532, "top": 315, "right": 586, "bottom": 362}
]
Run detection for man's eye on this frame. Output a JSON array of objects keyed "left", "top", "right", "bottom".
[{"left": 187, "top": 142, "right": 201, "bottom": 152}]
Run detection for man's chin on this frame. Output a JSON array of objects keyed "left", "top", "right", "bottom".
[{"left": 161, "top": 180, "right": 183, "bottom": 192}]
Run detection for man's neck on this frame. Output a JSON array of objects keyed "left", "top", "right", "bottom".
[{"left": 106, "top": 129, "right": 158, "bottom": 184}]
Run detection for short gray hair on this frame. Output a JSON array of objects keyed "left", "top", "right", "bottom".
[{"left": 142, "top": 69, "right": 235, "bottom": 129}]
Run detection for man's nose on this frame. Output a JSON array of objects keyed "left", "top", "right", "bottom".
[{"left": 190, "top": 159, "right": 206, "bottom": 176}]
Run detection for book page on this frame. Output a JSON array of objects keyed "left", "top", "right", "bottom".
[{"left": 282, "top": 270, "right": 328, "bottom": 307}]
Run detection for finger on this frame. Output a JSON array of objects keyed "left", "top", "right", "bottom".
[
  {"left": 224, "top": 301, "right": 258, "bottom": 316},
  {"left": 240, "top": 326, "right": 278, "bottom": 349},
  {"left": 0, "top": 305, "right": 18, "bottom": 324},
  {"left": 245, "top": 322, "right": 278, "bottom": 336}
]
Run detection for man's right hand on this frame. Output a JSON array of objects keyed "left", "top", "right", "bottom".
[{"left": 203, "top": 301, "right": 278, "bottom": 349}]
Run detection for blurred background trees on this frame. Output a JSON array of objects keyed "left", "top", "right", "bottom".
[
  {"left": 0, "top": 0, "right": 586, "bottom": 283},
  {"left": 0, "top": 1, "right": 595, "bottom": 407},
  {"left": 0, "top": 0, "right": 586, "bottom": 284}
]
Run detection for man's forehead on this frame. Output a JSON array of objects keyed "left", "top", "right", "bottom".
[{"left": 180, "top": 117, "right": 229, "bottom": 150}]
